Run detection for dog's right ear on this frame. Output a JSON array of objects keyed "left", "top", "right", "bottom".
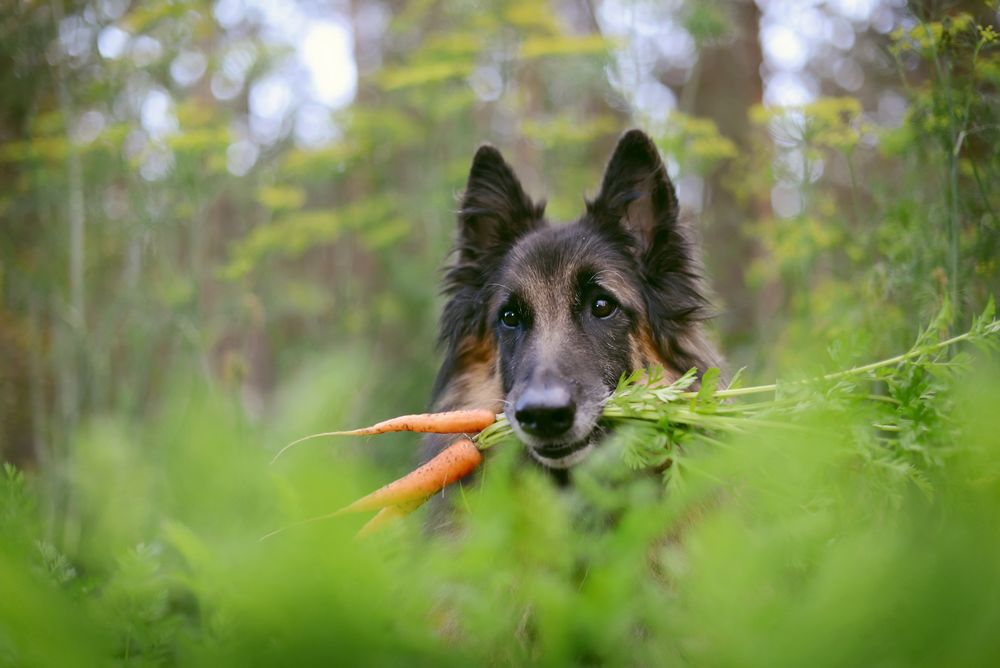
[
  {"left": 438, "top": 145, "right": 543, "bottom": 352},
  {"left": 455, "top": 144, "right": 544, "bottom": 265}
]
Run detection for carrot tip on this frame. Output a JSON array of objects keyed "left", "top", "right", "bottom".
[
  {"left": 269, "top": 431, "right": 355, "bottom": 465},
  {"left": 354, "top": 499, "right": 425, "bottom": 539}
]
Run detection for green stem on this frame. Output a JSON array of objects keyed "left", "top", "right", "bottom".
[
  {"left": 918, "top": 17, "right": 961, "bottom": 328},
  {"left": 845, "top": 148, "right": 862, "bottom": 229},
  {"left": 690, "top": 323, "right": 994, "bottom": 400},
  {"left": 968, "top": 148, "right": 998, "bottom": 227}
]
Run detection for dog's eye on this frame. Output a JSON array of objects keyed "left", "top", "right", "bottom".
[
  {"left": 500, "top": 308, "right": 520, "bottom": 328},
  {"left": 591, "top": 297, "right": 618, "bottom": 319}
]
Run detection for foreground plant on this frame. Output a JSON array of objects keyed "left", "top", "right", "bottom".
[{"left": 272, "top": 301, "right": 1000, "bottom": 537}]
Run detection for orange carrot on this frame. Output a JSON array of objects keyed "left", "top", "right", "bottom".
[
  {"left": 335, "top": 438, "right": 483, "bottom": 515},
  {"left": 332, "top": 409, "right": 496, "bottom": 436},
  {"left": 271, "top": 409, "right": 496, "bottom": 464},
  {"left": 259, "top": 439, "right": 483, "bottom": 542}
]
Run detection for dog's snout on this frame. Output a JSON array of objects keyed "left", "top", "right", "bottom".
[{"left": 514, "top": 385, "right": 576, "bottom": 438}]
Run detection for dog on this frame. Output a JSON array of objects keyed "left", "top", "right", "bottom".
[{"left": 422, "top": 129, "right": 723, "bottom": 476}]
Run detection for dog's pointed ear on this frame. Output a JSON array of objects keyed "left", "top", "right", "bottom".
[
  {"left": 439, "top": 145, "right": 544, "bottom": 347},
  {"left": 590, "top": 129, "right": 680, "bottom": 254},
  {"left": 457, "top": 144, "right": 544, "bottom": 263},
  {"left": 590, "top": 130, "right": 710, "bottom": 353}
]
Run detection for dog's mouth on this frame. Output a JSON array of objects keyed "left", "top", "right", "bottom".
[
  {"left": 525, "top": 429, "right": 602, "bottom": 470},
  {"left": 534, "top": 440, "right": 586, "bottom": 458}
]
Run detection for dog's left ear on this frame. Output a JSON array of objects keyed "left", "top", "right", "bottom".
[
  {"left": 590, "top": 129, "right": 709, "bottom": 347},
  {"left": 590, "top": 129, "right": 683, "bottom": 262}
]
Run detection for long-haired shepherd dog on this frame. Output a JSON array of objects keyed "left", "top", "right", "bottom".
[{"left": 422, "top": 129, "right": 723, "bottom": 478}]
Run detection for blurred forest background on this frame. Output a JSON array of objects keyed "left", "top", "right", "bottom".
[
  {"left": 1, "top": 0, "right": 1000, "bottom": 664},
  {"left": 3, "top": 0, "right": 998, "bottom": 470}
]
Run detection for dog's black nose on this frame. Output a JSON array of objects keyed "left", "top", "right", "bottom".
[{"left": 514, "top": 386, "right": 575, "bottom": 438}]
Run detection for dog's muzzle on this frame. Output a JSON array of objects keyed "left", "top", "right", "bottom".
[{"left": 508, "top": 383, "right": 601, "bottom": 469}]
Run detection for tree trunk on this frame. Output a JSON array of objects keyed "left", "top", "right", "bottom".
[{"left": 690, "top": 0, "right": 765, "bottom": 352}]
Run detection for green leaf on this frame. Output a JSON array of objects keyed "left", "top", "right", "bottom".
[
  {"left": 693, "top": 367, "right": 721, "bottom": 412},
  {"left": 726, "top": 366, "right": 747, "bottom": 391}
]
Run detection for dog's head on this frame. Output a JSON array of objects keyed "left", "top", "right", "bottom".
[{"left": 438, "top": 130, "right": 717, "bottom": 469}]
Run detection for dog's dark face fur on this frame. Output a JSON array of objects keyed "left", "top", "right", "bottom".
[{"left": 430, "top": 130, "right": 722, "bottom": 470}]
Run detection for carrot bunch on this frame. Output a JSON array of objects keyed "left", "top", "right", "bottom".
[{"left": 267, "top": 409, "right": 498, "bottom": 539}]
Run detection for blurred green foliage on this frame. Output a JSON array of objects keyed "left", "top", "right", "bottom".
[
  {"left": 1, "top": 0, "right": 1000, "bottom": 664},
  {"left": 3, "top": 351, "right": 1000, "bottom": 665}
]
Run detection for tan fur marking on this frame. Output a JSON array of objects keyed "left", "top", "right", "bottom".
[
  {"left": 631, "top": 324, "right": 682, "bottom": 386},
  {"left": 630, "top": 323, "right": 725, "bottom": 389},
  {"left": 434, "top": 336, "right": 503, "bottom": 413}
]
